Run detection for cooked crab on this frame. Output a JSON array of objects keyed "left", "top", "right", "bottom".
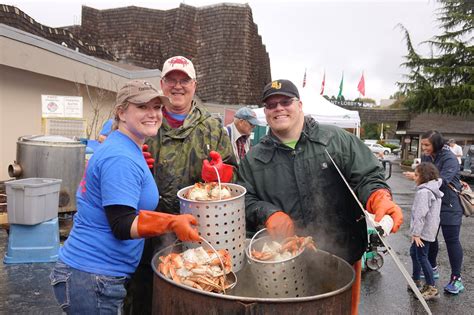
[
  {"left": 158, "top": 247, "right": 233, "bottom": 293},
  {"left": 251, "top": 235, "right": 317, "bottom": 262},
  {"left": 184, "top": 182, "right": 232, "bottom": 201}
]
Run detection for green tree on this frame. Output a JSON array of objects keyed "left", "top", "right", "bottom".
[
  {"left": 397, "top": 0, "right": 473, "bottom": 115},
  {"left": 387, "top": 91, "right": 407, "bottom": 109},
  {"left": 354, "top": 97, "right": 376, "bottom": 104},
  {"left": 361, "top": 123, "right": 380, "bottom": 139}
]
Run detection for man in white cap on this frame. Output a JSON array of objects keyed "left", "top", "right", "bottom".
[
  {"left": 126, "top": 56, "right": 235, "bottom": 314},
  {"left": 225, "top": 107, "right": 259, "bottom": 163},
  {"left": 448, "top": 139, "right": 463, "bottom": 170}
]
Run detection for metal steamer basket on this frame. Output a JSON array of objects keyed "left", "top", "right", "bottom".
[
  {"left": 246, "top": 229, "right": 309, "bottom": 298},
  {"left": 178, "top": 183, "right": 247, "bottom": 272},
  {"left": 154, "top": 237, "right": 237, "bottom": 294}
]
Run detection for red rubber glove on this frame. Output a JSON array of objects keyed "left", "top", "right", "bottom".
[
  {"left": 142, "top": 144, "right": 154, "bottom": 169},
  {"left": 366, "top": 189, "right": 403, "bottom": 233},
  {"left": 137, "top": 210, "right": 200, "bottom": 242},
  {"left": 201, "top": 151, "right": 233, "bottom": 182},
  {"left": 265, "top": 211, "right": 295, "bottom": 238}
]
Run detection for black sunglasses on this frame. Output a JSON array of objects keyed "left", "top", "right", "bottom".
[{"left": 263, "top": 98, "right": 297, "bottom": 110}]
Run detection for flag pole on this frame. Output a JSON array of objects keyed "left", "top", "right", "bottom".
[
  {"left": 302, "top": 68, "right": 307, "bottom": 88},
  {"left": 320, "top": 70, "right": 325, "bottom": 96}
]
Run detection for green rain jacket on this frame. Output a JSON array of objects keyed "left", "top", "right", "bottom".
[
  {"left": 237, "top": 116, "right": 389, "bottom": 264},
  {"left": 147, "top": 101, "right": 236, "bottom": 214}
]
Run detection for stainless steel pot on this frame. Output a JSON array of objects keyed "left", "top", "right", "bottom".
[
  {"left": 152, "top": 245, "right": 354, "bottom": 315},
  {"left": 8, "top": 135, "right": 85, "bottom": 213}
]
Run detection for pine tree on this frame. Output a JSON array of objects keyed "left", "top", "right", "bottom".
[{"left": 397, "top": 0, "right": 473, "bottom": 115}]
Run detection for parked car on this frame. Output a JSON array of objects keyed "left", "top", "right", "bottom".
[
  {"left": 461, "top": 145, "right": 474, "bottom": 173},
  {"left": 366, "top": 143, "right": 391, "bottom": 155},
  {"left": 364, "top": 139, "right": 378, "bottom": 145},
  {"left": 411, "top": 158, "right": 421, "bottom": 170},
  {"left": 384, "top": 139, "right": 401, "bottom": 147}
]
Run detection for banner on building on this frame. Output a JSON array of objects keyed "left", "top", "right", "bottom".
[{"left": 41, "top": 95, "right": 83, "bottom": 118}]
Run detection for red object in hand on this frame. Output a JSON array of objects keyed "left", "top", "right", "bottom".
[
  {"left": 142, "top": 144, "right": 154, "bottom": 169},
  {"left": 265, "top": 211, "right": 295, "bottom": 238},
  {"left": 366, "top": 189, "right": 403, "bottom": 233},
  {"left": 201, "top": 151, "right": 233, "bottom": 182}
]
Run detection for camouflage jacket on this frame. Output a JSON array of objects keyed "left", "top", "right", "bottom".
[{"left": 147, "top": 101, "right": 236, "bottom": 213}]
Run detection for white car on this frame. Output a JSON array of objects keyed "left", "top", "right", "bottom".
[
  {"left": 411, "top": 158, "right": 421, "bottom": 170},
  {"left": 366, "top": 143, "right": 391, "bottom": 155}
]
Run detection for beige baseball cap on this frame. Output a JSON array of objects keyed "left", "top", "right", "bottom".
[
  {"left": 116, "top": 80, "right": 171, "bottom": 106},
  {"left": 161, "top": 56, "right": 196, "bottom": 79}
]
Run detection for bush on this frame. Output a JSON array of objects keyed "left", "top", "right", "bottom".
[
  {"left": 401, "top": 159, "right": 414, "bottom": 166},
  {"left": 384, "top": 143, "right": 400, "bottom": 150},
  {"left": 377, "top": 141, "right": 399, "bottom": 151}
]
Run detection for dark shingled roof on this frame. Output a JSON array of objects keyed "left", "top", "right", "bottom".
[
  {"left": 0, "top": 3, "right": 271, "bottom": 106},
  {"left": 406, "top": 113, "right": 474, "bottom": 134}
]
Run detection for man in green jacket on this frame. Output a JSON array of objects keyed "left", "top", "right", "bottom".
[
  {"left": 126, "top": 56, "right": 235, "bottom": 314},
  {"left": 237, "top": 79, "right": 403, "bottom": 315}
]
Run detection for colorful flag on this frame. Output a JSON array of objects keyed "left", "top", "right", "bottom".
[
  {"left": 302, "top": 68, "right": 307, "bottom": 88},
  {"left": 337, "top": 73, "right": 344, "bottom": 98},
  {"left": 357, "top": 72, "right": 365, "bottom": 96},
  {"left": 320, "top": 71, "right": 325, "bottom": 95}
]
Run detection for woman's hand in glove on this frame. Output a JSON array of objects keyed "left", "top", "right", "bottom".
[
  {"left": 137, "top": 210, "right": 200, "bottom": 242},
  {"left": 169, "top": 214, "right": 201, "bottom": 242}
]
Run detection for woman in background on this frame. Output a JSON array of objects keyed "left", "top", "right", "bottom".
[{"left": 404, "top": 130, "right": 464, "bottom": 295}]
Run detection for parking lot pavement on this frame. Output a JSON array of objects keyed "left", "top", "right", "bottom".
[
  {"left": 361, "top": 162, "right": 474, "bottom": 314},
  {"left": 0, "top": 229, "right": 61, "bottom": 314}
]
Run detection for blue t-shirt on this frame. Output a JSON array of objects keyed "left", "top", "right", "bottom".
[
  {"left": 99, "top": 119, "right": 114, "bottom": 136},
  {"left": 60, "top": 130, "right": 159, "bottom": 277}
]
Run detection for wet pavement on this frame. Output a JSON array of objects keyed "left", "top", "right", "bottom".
[
  {"left": 1, "top": 158, "right": 473, "bottom": 314},
  {"left": 360, "top": 160, "right": 474, "bottom": 315}
]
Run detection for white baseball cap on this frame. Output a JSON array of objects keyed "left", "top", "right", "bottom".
[{"left": 161, "top": 56, "right": 196, "bottom": 79}]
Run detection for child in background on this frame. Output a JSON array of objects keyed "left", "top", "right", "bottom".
[{"left": 409, "top": 162, "right": 443, "bottom": 300}]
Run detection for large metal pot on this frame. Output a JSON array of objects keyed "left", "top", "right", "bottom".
[
  {"left": 152, "top": 244, "right": 354, "bottom": 315},
  {"left": 8, "top": 135, "right": 85, "bottom": 213}
]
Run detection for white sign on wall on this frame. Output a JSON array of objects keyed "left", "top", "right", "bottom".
[{"left": 41, "top": 95, "right": 83, "bottom": 118}]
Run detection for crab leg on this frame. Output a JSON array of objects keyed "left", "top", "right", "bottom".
[{"left": 182, "top": 279, "right": 204, "bottom": 291}]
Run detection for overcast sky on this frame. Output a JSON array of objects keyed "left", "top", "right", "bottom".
[{"left": 5, "top": 0, "right": 441, "bottom": 103}]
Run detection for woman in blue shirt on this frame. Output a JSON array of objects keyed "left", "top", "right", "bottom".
[{"left": 50, "top": 80, "right": 200, "bottom": 314}]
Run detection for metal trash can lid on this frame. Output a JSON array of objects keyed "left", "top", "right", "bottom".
[{"left": 19, "top": 135, "right": 82, "bottom": 145}]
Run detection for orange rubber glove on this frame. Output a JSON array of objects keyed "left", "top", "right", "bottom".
[
  {"left": 201, "top": 151, "right": 233, "bottom": 182},
  {"left": 137, "top": 210, "right": 200, "bottom": 242},
  {"left": 265, "top": 211, "right": 295, "bottom": 238},
  {"left": 142, "top": 144, "right": 154, "bottom": 169},
  {"left": 366, "top": 189, "right": 403, "bottom": 233}
]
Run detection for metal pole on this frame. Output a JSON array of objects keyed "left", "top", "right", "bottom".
[{"left": 325, "top": 149, "right": 432, "bottom": 315}]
